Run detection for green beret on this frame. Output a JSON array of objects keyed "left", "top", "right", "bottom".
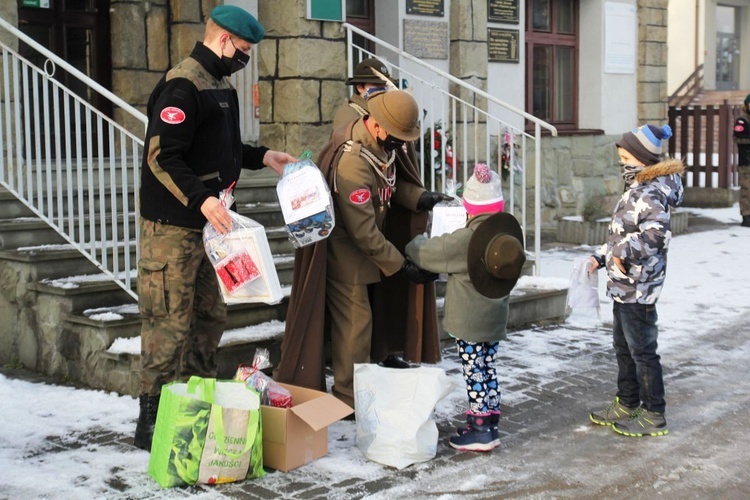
[{"left": 210, "top": 5, "right": 265, "bottom": 44}]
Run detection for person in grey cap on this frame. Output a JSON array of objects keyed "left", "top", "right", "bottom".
[
  {"left": 134, "top": 5, "right": 296, "bottom": 451},
  {"left": 732, "top": 94, "right": 750, "bottom": 227},
  {"left": 588, "top": 124, "right": 684, "bottom": 439}
]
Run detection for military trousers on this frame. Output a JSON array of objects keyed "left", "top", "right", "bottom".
[
  {"left": 326, "top": 276, "right": 373, "bottom": 408},
  {"left": 137, "top": 219, "right": 227, "bottom": 396},
  {"left": 739, "top": 165, "right": 750, "bottom": 216}
]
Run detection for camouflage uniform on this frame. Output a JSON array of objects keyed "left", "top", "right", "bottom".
[
  {"left": 138, "top": 42, "right": 267, "bottom": 396},
  {"left": 593, "top": 157, "right": 684, "bottom": 415}
]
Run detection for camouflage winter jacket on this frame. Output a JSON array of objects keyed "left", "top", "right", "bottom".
[{"left": 594, "top": 158, "right": 685, "bottom": 304}]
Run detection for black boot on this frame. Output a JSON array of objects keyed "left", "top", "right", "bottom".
[
  {"left": 378, "top": 354, "right": 412, "bottom": 369},
  {"left": 742, "top": 215, "right": 750, "bottom": 227},
  {"left": 133, "top": 394, "right": 160, "bottom": 451}
]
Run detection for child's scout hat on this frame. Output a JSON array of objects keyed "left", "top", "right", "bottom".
[
  {"left": 467, "top": 212, "right": 526, "bottom": 299},
  {"left": 210, "top": 5, "right": 265, "bottom": 44},
  {"left": 616, "top": 124, "right": 672, "bottom": 166}
]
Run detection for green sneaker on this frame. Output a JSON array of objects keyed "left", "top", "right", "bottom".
[
  {"left": 612, "top": 407, "right": 669, "bottom": 437},
  {"left": 589, "top": 397, "right": 638, "bottom": 426}
]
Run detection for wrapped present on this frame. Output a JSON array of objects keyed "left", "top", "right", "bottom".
[
  {"left": 276, "top": 153, "right": 335, "bottom": 248},
  {"left": 203, "top": 212, "right": 283, "bottom": 305},
  {"left": 235, "top": 348, "right": 292, "bottom": 408},
  {"left": 430, "top": 179, "right": 466, "bottom": 237}
]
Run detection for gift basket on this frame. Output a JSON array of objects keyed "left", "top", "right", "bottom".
[
  {"left": 235, "top": 348, "right": 292, "bottom": 408},
  {"left": 430, "top": 179, "right": 466, "bottom": 237},
  {"left": 276, "top": 152, "right": 335, "bottom": 248},
  {"left": 203, "top": 186, "right": 283, "bottom": 305}
]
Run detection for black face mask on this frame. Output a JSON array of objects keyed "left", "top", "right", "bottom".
[
  {"left": 377, "top": 134, "right": 405, "bottom": 152},
  {"left": 221, "top": 39, "right": 250, "bottom": 75}
]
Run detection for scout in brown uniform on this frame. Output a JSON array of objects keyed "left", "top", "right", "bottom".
[
  {"left": 332, "top": 57, "right": 394, "bottom": 131},
  {"left": 327, "top": 90, "right": 449, "bottom": 407},
  {"left": 332, "top": 58, "right": 434, "bottom": 369}
]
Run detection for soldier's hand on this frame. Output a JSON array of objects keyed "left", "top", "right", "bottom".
[
  {"left": 612, "top": 256, "right": 627, "bottom": 274},
  {"left": 401, "top": 259, "right": 439, "bottom": 284},
  {"left": 417, "top": 191, "right": 454, "bottom": 211},
  {"left": 201, "top": 196, "right": 232, "bottom": 234},
  {"left": 264, "top": 150, "right": 298, "bottom": 175}
]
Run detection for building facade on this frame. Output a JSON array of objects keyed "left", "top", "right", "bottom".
[{"left": 1, "top": 0, "right": 669, "bottom": 229}]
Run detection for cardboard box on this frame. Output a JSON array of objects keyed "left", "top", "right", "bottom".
[{"left": 261, "top": 383, "right": 353, "bottom": 472}]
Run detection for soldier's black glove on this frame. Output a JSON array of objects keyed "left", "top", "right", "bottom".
[
  {"left": 417, "top": 191, "right": 454, "bottom": 212},
  {"left": 401, "top": 259, "right": 439, "bottom": 284}
]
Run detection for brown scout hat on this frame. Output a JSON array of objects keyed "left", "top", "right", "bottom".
[
  {"left": 467, "top": 212, "right": 526, "bottom": 299},
  {"left": 345, "top": 57, "right": 396, "bottom": 86},
  {"left": 367, "top": 90, "right": 420, "bottom": 141}
]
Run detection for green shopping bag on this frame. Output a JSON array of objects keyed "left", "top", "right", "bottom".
[{"left": 148, "top": 376, "right": 265, "bottom": 488}]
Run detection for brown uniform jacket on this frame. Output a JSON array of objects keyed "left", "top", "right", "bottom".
[
  {"left": 332, "top": 94, "right": 368, "bottom": 131},
  {"left": 327, "top": 119, "right": 423, "bottom": 283}
]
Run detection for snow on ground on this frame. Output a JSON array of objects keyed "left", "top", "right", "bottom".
[{"left": 1, "top": 206, "right": 748, "bottom": 499}]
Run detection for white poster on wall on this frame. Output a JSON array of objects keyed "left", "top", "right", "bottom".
[{"left": 604, "top": 2, "right": 636, "bottom": 74}]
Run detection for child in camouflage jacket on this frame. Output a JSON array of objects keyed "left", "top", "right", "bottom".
[{"left": 588, "top": 124, "right": 684, "bottom": 438}]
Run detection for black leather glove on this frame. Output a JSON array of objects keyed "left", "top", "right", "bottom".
[
  {"left": 417, "top": 191, "right": 454, "bottom": 211},
  {"left": 401, "top": 259, "right": 439, "bottom": 284}
]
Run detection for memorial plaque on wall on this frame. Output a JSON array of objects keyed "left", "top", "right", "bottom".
[
  {"left": 404, "top": 20, "right": 449, "bottom": 59},
  {"left": 406, "top": 0, "right": 444, "bottom": 17},
  {"left": 488, "top": 0, "right": 519, "bottom": 24},
  {"left": 488, "top": 28, "right": 519, "bottom": 63}
]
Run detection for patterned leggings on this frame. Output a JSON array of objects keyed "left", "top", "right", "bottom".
[{"left": 457, "top": 339, "right": 500, "bottom": 414}]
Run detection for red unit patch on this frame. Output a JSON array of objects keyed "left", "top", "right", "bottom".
[
  {"left": 160, "top": 106, "right": 186, "bottom": 124},
  {"left": 349, "top": 188, "right": 371, "bottom": 205}
]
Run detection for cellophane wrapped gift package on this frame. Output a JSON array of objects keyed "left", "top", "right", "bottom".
[
  {"left": 203, "top": 211, "right": 283, "bottom": 305},
  {"left": 235, "top": 348, "right": 293, "bottom": 408},
  {"left": 276, "top": 153, "right": 335, "bottom": 248},
  {"left": 430, "top": 179, "right": 466, "bottom": 237}
]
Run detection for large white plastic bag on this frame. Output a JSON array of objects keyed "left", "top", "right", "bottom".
[
  {"left": 566, "top": 256, "right": 599, "bottom": 314},
  {"left": 203, "top": 212, "right": 283, "bottom": 305},
  {"left": 353, "top": 364, "right": 455, "bottom": 469}
]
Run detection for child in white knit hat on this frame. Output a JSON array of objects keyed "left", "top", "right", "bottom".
[{"left": 405, "top": 163, "right": 525, "bottom": 452}]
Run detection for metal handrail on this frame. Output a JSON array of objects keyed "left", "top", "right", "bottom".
[
  {"left": 0, "top": 17, "right": 145, "bottom": 300},
  {"left": 342, "top": 23, "right": 557, "bottom": 274},
  {"left": 0, "top": 16, "right": 147, "bottom": 126}
]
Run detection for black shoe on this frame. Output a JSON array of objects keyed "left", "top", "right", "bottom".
[
  {"left": 378, "top": 354, "right": 412, "bottom": 369},
  {"left": 742, "top": 216, "right": 750, "bottom": 227},
  {"left": 133, "top": 394, "right": 160, "bottom": 451}
]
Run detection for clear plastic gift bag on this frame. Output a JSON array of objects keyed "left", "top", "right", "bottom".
[
  {"left": 430, "top": 179, "right": 466, "bottom": 238},
  {"left": 203, "top": 189, "right": 282, "bottom": 304},
  {"left": 566, "top": 256, "right": 600, "bottom": 316},
  {"left": 276, "top": 151, "right": 335, "bottom": 248}
]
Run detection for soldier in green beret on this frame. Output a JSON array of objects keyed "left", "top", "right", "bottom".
[{"left": 134, "top": 5, "right": 296, "bottom": 452}]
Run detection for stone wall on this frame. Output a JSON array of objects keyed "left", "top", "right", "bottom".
[
  {"left": 521, "top": 134, "right": 622, "bottom": 234},
  {"left": 637, "top": 0, "right": 669, "bottom": 124},
  {"left": 257, "top": 0, "right": 347, "bottom": 155}
]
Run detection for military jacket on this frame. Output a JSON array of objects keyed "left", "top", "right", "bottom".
[
  {"left": 332, "top": 94, "right": 367, "bottom": 131},
  {"left": 595, "top": 158, "right": 684, "bottom": 304},
  {"left": 140, "top": 42, "right": 268, "bottom": 229},
  {"left": 327, "top": 119, "right": 423, "bottom": 284},
  {"left": 733, "top": 111, "right": 750, "bottom": 166}
]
